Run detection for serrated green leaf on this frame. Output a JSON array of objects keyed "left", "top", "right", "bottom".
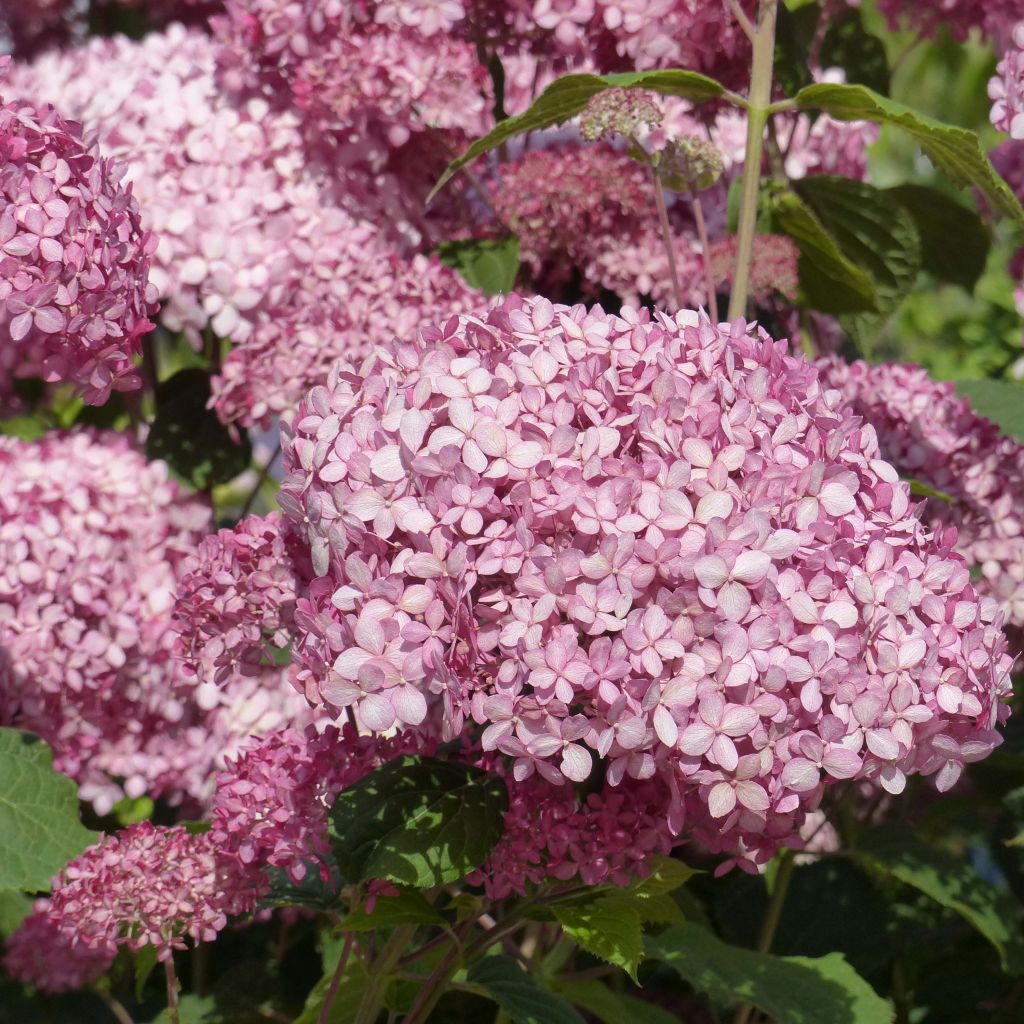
[
  {"left": 0, "top": 729, "right": 94, "bottom": 892},
  {"left": 465, "top": 955, "right": 585, "bottom": 1024},
  {"left": 858, "top": 825, "right": 1024, "bottom": 973},
  {"left": 556, "top": 979, "right": 682, "bottom": 1024},
  {"left": 429, "top": 70, "right": 726, "bottom": 200},
  {"left": 328, "top": 757, "right": 507, "bottom": 887},
  {"left": 646, "top": 924, "right": 893, "bottom": 1024},
  {"left": 437, "top": 236, "right": 520, "bottom": 295},
  {"left": 794, "top": 83, "right": 1024, "bottom": 226},
  {"left": 820, "top": 10, "right": 890, "bottom": 96},
  {"left": 769, "top": 192, "right": 878, "bottom": 313},
  {"left": 885, "top": 185, "right": 990, "bottom": 290},
  {"left": 0, "top": 889, "right": 32, "bottom": 936},
  {"left": 146, "top": 368, "right": 252, "bottom": 491},
  {"left": 340, "top": 888, "right": 446, "bottom": 931},
  {"left": 554, "top": 897, "right": 645, "bottom": 982},
  {"left": 955, "top": 379, "right": 1024, "bottom": 445}
]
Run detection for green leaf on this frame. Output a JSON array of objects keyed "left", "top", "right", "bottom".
[
  {"left": 774, "top": 3, "right": 820, "bottom": 99},
  {"left": 554, "top": 897, "right": 645, "bottom": 982},
  {"left": 646, "top": 924, "right": 893, "bottom": 1024},
  {"left": 328, "top": 756, "right": 508, "bottom": 887},
  {"left": 112, "top": 795, "right": 154, "bottom": 827},
  {"left": 0, "top": 415, "right": 48, "bottom": 441},
  {"left": 429, "top": 70, "right": 726, "bottom": 200},
  {"left": 0, "top": 729, "right": 94, "bottom": 892},
  {"left": 885, "top": 185, "right": 990, "bottom": 290},
  {"left": 858, "top": 825, "right": 1024, "bottom": 973},
  {"left": 820, "top": 10, "right": 890, "bottom": 96},
  {"left": 769, "top": 192, "right": 879, "bottom": 313},
  {"left": 146, "top": 369, "right": 252, "bottom": 491},
  {"left": 259, "top": 860, "right": 342, "bottom": 911},
  {"left": 906, "top": 478, "right": 955, "bottom": 503},
  {"left": 134, "top": 945, "right": 159, "bottom": 1002},
  {"left": 556, "top": 979, "right": 682, "bottom": 1024},
  {"left": 146, "top": 995, "right": 217, "bottom": 1023},
  {"left": 0, "top": 889, "right": 32, "bottom": 936},
  {"left": 794, "top": 82, "right": 1024, "bottom": 226},
  {"left": 465, "top": 955, "right": 585, "bottom": 1024},
  {"left": 955, "top": 379, "right": 1024, "bottom": 444},
  {"left": 339, "top": 888, "right": 446, "bottom": 931},
  {"left": 437, "top": 236, "right": 520, "bottom": 295}
]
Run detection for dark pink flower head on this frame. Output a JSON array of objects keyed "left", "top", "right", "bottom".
[
  {"left": 279, "top": 295, "right": 1012, "bottom": 869},
  {"left": 0, "top": 95, "right": 157, "bottom": 404},
  {"left": 44, "top": 822, "right": 255, "bottom": 962},
  {"left": 3, "top": 903, "right": 115, "bottom": 993},
  {"left": 991, "top": 23, "right": 1024, "bottom": 139}
]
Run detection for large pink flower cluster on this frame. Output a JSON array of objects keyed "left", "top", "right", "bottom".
[
  {"left": 42, "top": 822, "right": 255, "bottom": 962},
  {"left": 3, "top": 904, "right": 115, "bottom": 993},
  {"left": 210, "top": 724, "right": 426, "bottom": 883},
  {"left": 991, "top": 23, "right": 1024, "bottom": 139},
  {"left": 817, "top": 358, "right": 1024, "bottom": 634},
  {"left": 279, "top": 296, "right": 1011, "bottom": 867},
  {"left": 0, "top": 95, "right": 157, "bottom": 405}
]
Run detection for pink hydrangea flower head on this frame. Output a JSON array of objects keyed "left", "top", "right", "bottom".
[
  {"left": 0, "top": 96, "right": 157, "bottom": 404},
  {"left": 876, "top": 0, "right": 1020, "bottom": 42},
  {"left": 991, "top": 24, "right": 1024, "bottom": 139},
  {"left": 44, "top": 822, "right": 256, "bottom": 961},
  {"left": 3, "top": 903, "right": 115, "bottom": 993},
  {"left": 709, "top": 234, "right": 799, "bottom": 303},
  {"left": 279, "top": 295, "right": 1012, "bottom": 868}
]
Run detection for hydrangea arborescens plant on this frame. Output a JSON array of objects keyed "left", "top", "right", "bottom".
[{"left": 5, "top": 2, "right": 1024, "bottom": 1023}]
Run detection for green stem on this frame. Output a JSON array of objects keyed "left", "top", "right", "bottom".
[
  {"left": 733, "top": 848, "right": 796, "bottom": 1024},
  {"left": 728, "top": 0, "right": 779, "bottom": 321},
  {"left": 319, "top": 933, "right": 356, "bottom": 1024},
  {"left": 164, "top": 957, "right": 181, "bottom": 1024},
  {"left": 650, "top": 164, "right": 684, "bottom": 311},
  {"left": 400, "top": 931, "right": 464, "bottom": 1024},
  {"left": 691, "top": 192, "right": 718, "bottom": 323},
  {"left": 353, "top": 925, "right": 419, "bottom": 1024}
]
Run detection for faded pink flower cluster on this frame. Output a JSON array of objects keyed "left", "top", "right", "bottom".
[
  {"left": 42, "top": 822, "right": 254, "bottom": 962},
  {"left": 279, "top": 295, "right": 1011, "bottom": 868},
  {"left": 818, "top": 358, "right": 1024, "bottom": 637},
  {"left": 0, "top": 94, "right": 157, "bottom": 405},
  {"left": 875, "top": 0, "right": 1021, "bottom": 42},
  {"left": 708, "top": 235, "right": 799, "bottom": 304},
  {"left": 991, "top": 24, "right": 1024, "bottom": 140}
]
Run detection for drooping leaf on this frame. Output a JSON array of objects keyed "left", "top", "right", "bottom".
[
  {"left": 328, "top": 756, "right": 508, "bottom": 887},
  {"left": 954, "top": 379, "right": 1024, "bottom": 445},
  {"left": 553, "top": 897, "right": 645, "bottom": 982},
  {"left": 437, "top": 236, "right": 520, "bottom": 295},
  {"left": 858, "top": 825, "right": 1024, "bottom": 973},
  {"left": 885, "top": 185, "right": 990, "bottom": 290},
  {"left": 146, "top": 369, "right": 252, "bottom": 490},
  {"left": 0, "top": 729, "right": 94, "bottom": 892},
  {"left": 769, "top": 192, "right": 879, "bottom": 313},
  {"left": 794, "top": 83, "right": 1024, "bottom": 226},
  {"left": 339, "top": 888, "right": 446, "bottom": 931},
  {"left": 820, "top": 10, "right": 890, "bottom": 96},
  {"left": 646, "top": 923, "right": 893, "bottom": 1024},
  {"left": 556, "top": 979, "right": 682, "bottom": 1024},
  {"left": 429, "top": 69, "right": 726, "bottom": 199},
  {"left": 465, "top": 955, "right": 585, "bottom": 1024}
]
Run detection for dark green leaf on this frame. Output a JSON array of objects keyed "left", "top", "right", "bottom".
[
  {"left": 0, "top": 729, "right": 94, "bottom": 892},
  {"left": 774, "top": 3, "right": 821, "bottom": 99},
  {"left": 146, "top": 995, "right": 217, "bottom": 1023},
  {"left": 955, "top": 379, "right": 1024, "bottom": 444},
  {"left": 437, "top": 236, "right": 520, "bottom": 295},
  {"left": 646, "top": 924, "right": 893, "bottom": 1024},
  {"left": 885, "top": 185, "right": 990, "bottom": 290},
  {"left": 328, "top": 757, "right": 508, "bottom": 887},
  {"left": 134, "top": 945, "right": 158, "bottom": 1002},
  {"left": 259, "top": 860, "right": 342, "bottom": 910},
  {"left": 553, "top": 897, "right": 645, "bottom": 982},
  {"left": 858, "top": 825, "right": 1024, "bottom": 973},
  {"left": 556, "top": 979, "right": 682, "bottom": 1024},
  {"left": 820, "top": 10, "right": 890, "bottom": 96},
  {"left": 340, "top": 888, "right": 446, "bottom": 931},
  {"left": 794, "top": 83, "right": 1024, "bottom": 226},
  {"left": 429, "top": 70, "right": 726, "bottom": 200},
  {"left": 466, "top": 955, "right": 585, "bottom": 1024},
  {"left": 146, "top": 369, "right": 252, "bottom": 490}
]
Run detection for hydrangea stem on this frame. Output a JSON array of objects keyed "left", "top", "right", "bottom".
[
  {"left": 319, "top": 933, "right": 355, "bottom": 1024},
  {"left": 164, "top": 957, "right": 181, "bottom": 1024},
  {"left": 353, "top": 924, "right": 418, "bottom": 1024},
  {"left": 691, "top": 193, "right": 719, "bottom": 322},
  {"left": 649, "top": 164, "right": 684, "bottom": 310},
  {"left": 728, "top": 0, "right": 779, "bottom": 321}
]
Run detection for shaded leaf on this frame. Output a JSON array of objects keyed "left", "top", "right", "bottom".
[
  {"left": 646, "top": 923, "right": 892, "bottom": 1024},
  {"left": 340, "top": 888, "right": 446, "bottom": 931},
  {"left": 259, "top": 860, "right": 342, "bottom": 911},
  {"left": 465, "top": 955, "right": 585, "bottom": 1024},
  {"left": 328, "top": 757, "right": 507, "bottom": 887},
  {"left": 886, "top": 185, "right": 990, "bottom": 290},
  {"left": 820, "top": 10, "right": 890, "bottom": 96},
  {"left": 437, "top": 236, "right": 520, "bottom": 295},
  {"left": 0, "top": 729, "right": 94, "bottom": 892},
  {"left": 430, "top": 70, "right": 726, "bottom": 199},
  {"left": 554, "top": 897, "right": 645, "bottom": 982},
  {"left": 858, "top": 825, "right": 1024, "bottom": 973},
  {"left": 794, "top": 83, "right": 1024, "bottom": 226},
  {"left": 557, "top": 978, "right": 682, "bottom": 1024},
  {"left": 294, "top": 939, "right": 370, "bottom": 1024},
  {"left": 774, "top": 3, "right": 820, "bottom": 99},
  {"left": 955, "top": 379, "right": 1024, "bottom": 445}
]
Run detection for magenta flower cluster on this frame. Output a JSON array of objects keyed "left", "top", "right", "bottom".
[
  {"left": 991, "top": 23, "right": 1024, "bottom": 140},
  {"left": 279, "top": 296, "right": 1011, "bottom": 867},
  {"left": 0, "top": 95, "right": 157, "bottom": 405},
  {"left": 876, "top": 0, "right": 1022, "bottom": 42}
]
